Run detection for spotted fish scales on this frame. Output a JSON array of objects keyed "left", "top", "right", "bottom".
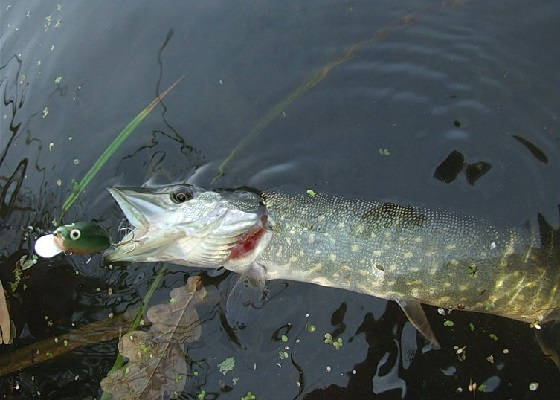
[
  {"left": 104, "top": 184, "right": 560, "bottom": 353},
  {"left": 258, "top": 192, "right": 558, "bottom": 324}
]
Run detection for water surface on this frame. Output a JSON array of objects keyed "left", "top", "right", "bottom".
[{"left": 1, "top": 0, "right": 560, "bottom": 398}]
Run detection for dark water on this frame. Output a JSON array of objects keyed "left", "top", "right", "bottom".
[{"left": 1, "top": 0, "right": 560, "bottom": 398}]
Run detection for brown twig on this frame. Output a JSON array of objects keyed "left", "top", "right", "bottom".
[{"left": 0, "top": 308, "right": 139, "bottom": 377}]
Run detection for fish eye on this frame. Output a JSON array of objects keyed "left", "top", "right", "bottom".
[
  {"left": 170, "top": 190, "right": 191, "bottom": 204},
  {"left": 70, "top": 229, "right": 81, "bottom": 240}
]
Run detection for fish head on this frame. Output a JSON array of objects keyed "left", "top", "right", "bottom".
[{"left": 104, "top": 184, "right": 264, "bottom": 267}]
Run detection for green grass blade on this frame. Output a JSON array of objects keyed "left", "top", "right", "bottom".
[{"left": 59, "top": 76, "right": 184, "bottom": 220}]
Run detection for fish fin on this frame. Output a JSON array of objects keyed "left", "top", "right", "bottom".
[
  {"left": 535, "top": 320, "right": 560, "bottom": 369},
  {"left": 396, "top": 298, "right": 440, "bottom": 350},
  {"left": 226, "top": 263, "right": 268, "bottom": 329}
]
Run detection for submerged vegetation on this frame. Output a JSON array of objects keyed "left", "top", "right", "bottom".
[
  {"left": 0, "top": 78, "right": 184, "bottom": 397},
  {"left": 59, "top": 76, "right": 184, "bottom": 222},
  {"left": 100, "top": 276, "right": 205, "bottom": 399}
]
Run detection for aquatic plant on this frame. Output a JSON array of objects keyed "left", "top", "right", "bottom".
[
  {"left": 101, "top": 276, "right": 205, "bottom": 400},
  {"left": 59, "top": 76, "right": 183, "bottom": 221}
]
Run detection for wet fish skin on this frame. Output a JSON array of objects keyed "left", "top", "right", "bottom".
[
  {"left": 105, "top": 185, "right": 560, "bottom": 346},
  {"left": 258, "top": 192, "right": 560, "bottom": 325}
]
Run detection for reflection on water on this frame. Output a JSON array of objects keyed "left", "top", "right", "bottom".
[{"left": 371, "top": 345, "right": 407, "bottom": 399}]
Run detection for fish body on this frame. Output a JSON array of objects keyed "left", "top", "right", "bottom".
[
  {"left": 258, "top": 192, "right": 559, "bottom": 324},
  {"left": 105, "top": 184, "right": 560, "bottom": 348}
]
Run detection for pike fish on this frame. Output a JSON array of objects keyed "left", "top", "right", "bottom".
[{"left": 104, "top": 184, "right": 560, "bottom": 357}]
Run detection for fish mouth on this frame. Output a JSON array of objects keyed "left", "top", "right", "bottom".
[
  {"left": 107, "top": 187, "right": 156, "bottom": 229},
  {"left": 103, "top": 187, "right": 167, "bottom": 263}
]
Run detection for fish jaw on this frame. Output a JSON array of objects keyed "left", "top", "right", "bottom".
[
  {"left": 104, "top": 185, "right": 266, "bottom": 267},
  {"left": 104, "top": 187, "right": 171, "bottom": 263},
  {"left": 107, "top": 187, "right": 153, "bottom": 230}
]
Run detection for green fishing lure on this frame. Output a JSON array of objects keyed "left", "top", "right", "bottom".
[{"left": 55, "top": 222, "right": 111, "bottom": 254}]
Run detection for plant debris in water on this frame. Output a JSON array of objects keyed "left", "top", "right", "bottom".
[
  {"left": 100, "top": 276, "right": 205, "bottom": 399},
  {"left": 323, "top": 333, "right": 343, "bottom": 350},
  {"left": 241, "top": 392, "right": 256, "bottom": 400},
  {"left": 218, "top": 357, "right": 235, "bottom": 375},
  {"left": 0, "top": 281, "right": 13, "bottom": 344}
]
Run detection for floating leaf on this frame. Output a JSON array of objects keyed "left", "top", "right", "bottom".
[
  {"left": 102, "top": 339, "right": 187, "bottom": 400},
  {"left": 332, "top": 337, "right": 343, "bottom": 350},
  {"left": 323, "top": 332, "right": 343, "bottom": 349},
  {"left": 218, "top": 357, "right": 235, "bottom": 375},
  {"left": 146, "top": 282, "right": 203, "bottom": 343},
  {"left": 241, "top": 392, "right": 256, "bottom": 400},
  {"left": 101, "top": 276, "right": 205, "bottom": 399},
  {"left": 378, "top": 148, "right": 391, "bottom": 156}
]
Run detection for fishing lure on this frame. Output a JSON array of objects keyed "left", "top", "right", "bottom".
[{"left": 35, "top": 222, "right": 111, "bottom": 257}]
